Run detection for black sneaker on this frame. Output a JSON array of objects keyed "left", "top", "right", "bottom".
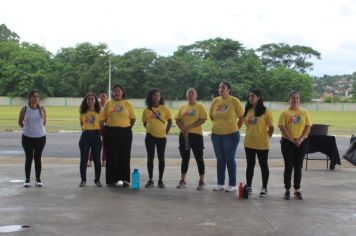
[
  {"left": 294, "top": 191, "right": 303, "bottom": 200},
  {"left": 94, "top": 180, "right": 103, "bottom": 187},
  {"left": 284, "top": 190, "right": 291, "bottom": 200},
  {"left": 35, "top": 179, "right": 43, "bottom": 187},
  {"left": 123, "top": 181, "right": 130, "bottom": 188},
  {"left": 260, "top": 188, "right": 268, "bottom": 197},
  {"left": 107, "top": 183, "right": 116, "bottom": 187},
  {"left": 158, "top": 180, "right": 165, "bottom": 188},
  {"left": 23, "top": 179, "right": 31, "bottom": 188},
  {"left": 79, "top": 181, "right": 86, "bottom": 187},
  {"left": 145, "top": 180, "right": 154, "bottom": 188}
]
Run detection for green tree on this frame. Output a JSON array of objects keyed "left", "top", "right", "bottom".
[
  {"left": 257, "top": 43, "right": 321, "bottom": 73},
  {"left": 0, "top": 41, "right": 53, "bottom": 97},
  {"left": 112, "top": 48, "right": 157, "bottom": 98},
  {"left": 264, "top": 67, "right": 313, "bottom": 101},
  {"left": 51, "top": 42, "right": 111, "bottom": 97},
  {"left": 174, "top": 38, "right": 266, "bottom": 99},
  {"left": 0, "top": 24, "right": 20, "bottom": 42}
]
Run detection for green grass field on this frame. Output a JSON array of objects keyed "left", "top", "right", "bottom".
[{"left": 1, "top": 105, "right": 355, "bottom": 135}]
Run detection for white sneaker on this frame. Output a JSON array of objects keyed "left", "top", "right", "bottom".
[
  {"left": 225, "top": 186, "right": 236, "bottom": 192},
  {"left": 35, "top": 180, "right": 43, "bottom": 187},
  {"left": 23, "top": 180, "right": 31, "bottom": 188},
  {"left": 213, "top": 185, "right": 224, "bottom": 191}
]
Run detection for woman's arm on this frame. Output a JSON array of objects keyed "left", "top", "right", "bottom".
[
  {"left": 268, "top": 126, "right": 274, "bottom": 138},
  {"left": 296, "top": 125, "right": 311, "bottom": 145},
  {"left": 18, "top": 107, "right": 26, "bottom": 128},
  {"left": 42, "top": 106, "right": 47, "bottom": 126},
  {"left": 279, "top": 126, "right": 297, "bottom": 145},
  {"left": 166, "top": 119, "right": 172, "bottom": 135},
  {"left": 130, "top": 119, "right": 136, "bottom": 128}
]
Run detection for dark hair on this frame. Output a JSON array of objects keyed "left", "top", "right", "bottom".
[
  {"left": 99, "top": 91, "right": 108, "bottom": 95},
  {"left": 27, "top": 89, "right": 43, "bottom": 118},
  {"left": 112, "top": 84, "right": 126, "bottom": 99},
  {"left": 145, "top": 88, "right": 165, "bottom": 109},
  {"left": 288, "top": 90, "right": 299, "bottom": 100},
  {"left": 243, "top": 89, "right": 266, "bottom": 117},
  {"left": 220, "top": 81, "right": 232, "bottom": 95},
  {"left": 80, "top": 93, "right": 101, "bottom": 114}
]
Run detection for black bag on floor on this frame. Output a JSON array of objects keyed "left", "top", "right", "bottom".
[{"left": 343, "top": 135, "right": 356, "bottom": 166}]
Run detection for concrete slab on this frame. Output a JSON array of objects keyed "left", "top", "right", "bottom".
[{"left": 0, "top": 158, "right": 356, "bottom": 236}]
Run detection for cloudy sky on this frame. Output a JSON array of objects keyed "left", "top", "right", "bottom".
[{"left": 1, "top": 0, "right": 356, "bottom": 76}]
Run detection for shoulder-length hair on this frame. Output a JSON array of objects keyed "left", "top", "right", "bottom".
[
  {"left": 112, "top": 84, "right": 127, "bottom": 99},
  {"left": 145, "top": 88, "right": 165, "bottom": 109},
  {"left": 243, "top": 89, "right": 266, "bottom": 117},
  {"left": 80, "top": 93, "right": 101, "bottom": 114}
]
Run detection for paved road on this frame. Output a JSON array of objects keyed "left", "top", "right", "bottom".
[{"left": 0, "top": 132, "right": 351, "bottom": 160}]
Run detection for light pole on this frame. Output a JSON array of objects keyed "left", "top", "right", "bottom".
[{"left": 108, "top": 58, "right": 111, "bottom": 98}]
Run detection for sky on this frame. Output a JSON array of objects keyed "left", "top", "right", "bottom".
[{"left": 1, "top": 0, "right": 356, "bottom": 76}]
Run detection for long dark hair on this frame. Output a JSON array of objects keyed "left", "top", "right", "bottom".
[
  {"left": 27, "top": 89, "right": 43, "bottom": 118},
  {"left": 112, "top": 84, "right": 127, "bottom": 99},
  {"left": 243, "top": 89, "right": 266, "bottom": 117},
  {"left": 145, "top": 88, "right": 165, "bottom": 109},
  {"left": 80, "top": 93, "right": 101, "bottom": 114}
]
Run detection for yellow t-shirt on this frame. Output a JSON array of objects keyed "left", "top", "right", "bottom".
[
  {"left": 175, "top": 103, "right": 207, "bottom": 135},
  {"left": 142, "top": 105, "right": 172, "bottom": 138},
  {"left": 80, "top": 111, "right": 103, "bottom": 130},
  {"left": 102, "top": 100, "right": 135, "bottom": 127},
  {"left": 244, "top": 109, "right": 273, "bottom": 150},
  {"left": 209, "top": 96, "right": 244, "bottom": 135},
  {"left": 278, "top": 108, "right": 312, "bottom": 139}
]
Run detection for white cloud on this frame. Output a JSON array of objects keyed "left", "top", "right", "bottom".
[{"left": 1, "top": 0, "right": 356, "bottom": 76}]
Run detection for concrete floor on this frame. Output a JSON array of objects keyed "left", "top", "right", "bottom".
[{"left": 0, "top": 158, "right": 356, "bottom": 236}]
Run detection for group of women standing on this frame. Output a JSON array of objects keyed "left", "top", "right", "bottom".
[{"left": 19, "top": 83, "right": 312, "bottom": 200}]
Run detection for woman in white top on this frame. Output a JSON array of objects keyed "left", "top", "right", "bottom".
[{"left": 18, "top": 89, "right": 47, "bottom": 187}]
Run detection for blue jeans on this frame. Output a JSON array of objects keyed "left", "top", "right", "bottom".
[
  {"left": 211, "top": 132, "right": 240, "bottom": 186},
  {"left": 79, "top": 130, "right": 102, "bottom": 182}
]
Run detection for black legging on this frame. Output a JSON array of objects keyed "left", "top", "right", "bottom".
[
  {"left": 104, "top": 126, "right": 132, "bottom": 184},
  {"left": 179, "top": 133, "right": 205, "bottom": 175},
  {"left": 22, "top": 134, "right": 46, "bottom": 181},
  {"left": 145, "top": 133, "right": 166, "bottom": 180},
  {"left": 281, "top": 138, "right": 308, "bottom": 190},
  {"left": 245, "top": 147, "right": 269, "bottom": 189}
]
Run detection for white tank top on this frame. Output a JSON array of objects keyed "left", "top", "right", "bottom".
[{"left": 22, "top": 105, "right": 46, "bottom": 138}]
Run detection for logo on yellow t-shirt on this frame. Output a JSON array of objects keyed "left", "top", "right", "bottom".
[
  {"left": 247, "top": 116, "right": 258, "bottom": 125},
  {"left": 85, "top": 115, "right": 96, "bottom": 124},
  {"left": 150, "top": 111, "right": 161, "bottom": 120},
  {"left": 216, "top": 104, "right": 228, "bottom": 112},
  {"left": 112, "top": 105, "right": 123, "bottom": 113},
  {"left": 288, "top": 115, "right": 301, "bottom": 124},
  {"left": 183, "top": 109, "right": 196, "bottom": 116}
]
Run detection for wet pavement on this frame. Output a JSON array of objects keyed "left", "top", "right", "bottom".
[{"left": 0, "top": 158, "right": 356, "bottom": 236}]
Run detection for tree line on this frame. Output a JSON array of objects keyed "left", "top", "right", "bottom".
[{"left": 1, "top": 23, "right": 322, "bottom": 101}]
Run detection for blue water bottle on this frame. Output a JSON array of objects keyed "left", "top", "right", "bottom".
[{"left": 132, "top": 169, "right": 140, "bottom": 190}]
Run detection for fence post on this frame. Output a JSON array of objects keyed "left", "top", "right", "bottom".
[
  {"left": 65, "top": 97, "right": 68, "bottom": 106},
  {"left": 9, "top": 97, "right": 13, "bottom": 106}
]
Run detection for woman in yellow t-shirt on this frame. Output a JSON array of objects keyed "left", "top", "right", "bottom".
[
  {"left": 87, "top": 91, "right": 108, "bottom": 167},
  {"left": 278, "top": 90, "right": 312, "bottom": 200},
  {"left": 102, "top": 84, "right": 136, "bottom": 187},
  {"left": 209, "top": 81, "right": 244, "bottom": 192},
  {"left": 79, "top": 93, "right": 104, "bottom": 187},
  {"left": 175, "top": 88, "right": 207, "bottom": 190},
  {"left": 142, "top": 88, "right": 172, "bottom": 188},
  {"left": 243, "top": 89, "right": 274, "bottom": 197}
]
